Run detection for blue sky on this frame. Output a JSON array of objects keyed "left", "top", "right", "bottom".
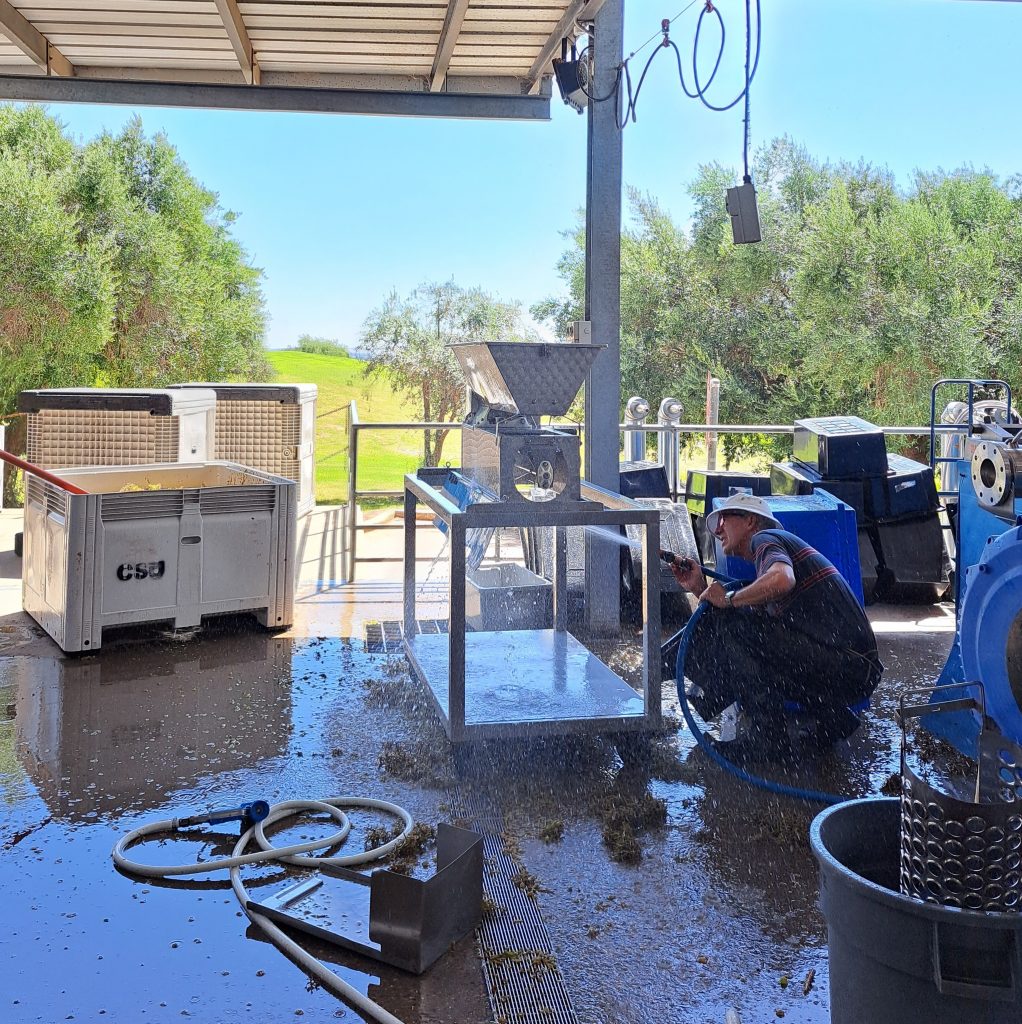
[{"left": 36, "top": 0, "right": 1022, "bottom": 349}]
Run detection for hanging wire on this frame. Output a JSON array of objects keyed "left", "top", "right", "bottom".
[
  {"left": 576, "top": 0, "right": 761, "bottom": 131},
  {"left": 691, "top": 0, "right": 761, "bottom": 112},
  {"left": 742, "top": 0, "right": 752, "bottom": 181}
]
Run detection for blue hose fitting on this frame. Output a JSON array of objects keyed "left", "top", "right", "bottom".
[{"left": 176, "top": 800, "right": 271, "bottom": 830}]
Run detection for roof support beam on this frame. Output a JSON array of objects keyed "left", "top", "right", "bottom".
[
  {"left": 212, "top": 0, "right": 257, "bottom": 85},
  {"left": 0, "top": 0, "right": 72, "bottom": 76},
  {"left": 0, "top": 73, "right": 550, "bottom": 121},
  {"left": 429, "top": 0, "right": 470, "bottom": 93},
  {"left": 525, "top": 0, "right": 608, "bottom": 95}
]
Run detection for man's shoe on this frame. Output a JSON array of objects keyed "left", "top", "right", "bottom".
[
  {"left": 707, "top": 715, "right": 792, "bottom": 767},
  {"left": 801, "top": 706, "right": 862, "bottom": 749}
]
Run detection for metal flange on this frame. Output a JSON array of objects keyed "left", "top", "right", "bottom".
[{"left": 971, "top": 441, "right": 1022, "bottom": 507}]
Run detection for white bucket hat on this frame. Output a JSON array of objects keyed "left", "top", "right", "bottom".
[{"left": 704, "top": 492, "right": 782, "bottom": 534}]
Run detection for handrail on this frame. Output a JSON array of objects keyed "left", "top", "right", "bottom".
[{"left": 341, "top": 406, "right": 947, "bottom": 581}]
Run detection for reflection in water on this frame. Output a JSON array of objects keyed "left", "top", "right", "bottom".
[{"left": 13, "top": 628, "right": 293, "bottom": 820}]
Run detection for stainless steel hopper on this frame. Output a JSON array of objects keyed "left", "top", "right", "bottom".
[
  {"left": 450, "top": 341, "right": 603, "bottom": 417},
  {"left": 451, "top": 341, "right": 604, "bottom": 506}
]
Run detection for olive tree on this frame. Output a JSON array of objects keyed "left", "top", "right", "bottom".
[{"left": 360, "top": 280, "right": 539, "bottom": 466}]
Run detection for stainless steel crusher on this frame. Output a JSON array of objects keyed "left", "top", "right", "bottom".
[{"left": 402, "top": 340, "right": 662, "bottom": 743}]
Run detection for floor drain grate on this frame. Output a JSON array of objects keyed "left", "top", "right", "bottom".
[
  {"left": 363, "top": 618, "right": 447, "bottom": 653},
  {"left": 447, "top": 790, "right": 579, "bottom": 1024}
]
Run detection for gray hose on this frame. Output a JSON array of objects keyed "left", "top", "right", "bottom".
[{"left": 112, "top": 797, "right": 414, "bottom": 1024}]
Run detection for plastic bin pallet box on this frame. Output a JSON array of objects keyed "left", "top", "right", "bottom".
[
  {"left": 713, "top": 490, "right": 864, "bottom": 604},
  {"left": 171, "top": 384, "right": 318, "bottom": 516},
  {"left": 19, "top": 388, "right": 216, "bottom": 469},
  {"left": 22, "top": 462, "right": 296, "bottom": 653}
]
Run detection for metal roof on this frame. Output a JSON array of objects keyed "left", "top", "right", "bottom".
[{"left": 0, "top": 0, "right": 604, "bottom": 118}]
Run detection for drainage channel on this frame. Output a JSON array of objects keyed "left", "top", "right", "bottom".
[{"left": 364, "top": 620, "right": 580, "bottom": 1024}]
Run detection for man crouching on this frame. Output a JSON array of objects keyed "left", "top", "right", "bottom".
[{"left": 670, "top": 492, "right": 882, "bottom": 760}]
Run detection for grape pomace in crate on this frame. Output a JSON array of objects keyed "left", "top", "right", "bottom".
[{"left": 22, "top": 463, "right": 296, "bottom": 653}]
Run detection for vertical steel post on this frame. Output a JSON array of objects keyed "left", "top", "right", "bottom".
[
  {"left": 554, "top": 526, "right": 568, "bottom": 631},
  {"left": 623, "top": 397, "right": 649, "bottom": 463},
  {"left": 583, "top": 0, "right": 624, "bottom": 632},
  {"left": 403, "top": 482, "right": 416, "bottom": 637},
  {"left": 346, "top": 402, "right": 359, "bottom": 583},
  {"left": 657, "top": 398, "right": 684, "bottom": 499},
  {"left": 448, "top": 516, "right": 467, "bottom": 742},
  {"left": 706, "top": 376, "right": 720, "bottom": 471},
  {"left": 642, "top": 516, "right": 663, "bottom": 727}
]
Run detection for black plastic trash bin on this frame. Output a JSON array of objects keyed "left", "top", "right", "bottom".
[{"left": 810, "top": 798, "right": 1022, "bottom": 1023}]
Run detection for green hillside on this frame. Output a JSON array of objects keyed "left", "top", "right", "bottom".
[{"left": 267, "top": 350, "right": 427, "bottom": 503}]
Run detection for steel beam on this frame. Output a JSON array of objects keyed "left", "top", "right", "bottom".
[
  {"left": 583, "top": 0, "right": 623, "bottom": 632},
  {"left": 429, "top": 0, "right": 470, "bottom": 93},
  {"left": 0, "top": 0, "right": 71, "bottom": 76},
  {"left": 0, "top": 73, "right": 550, "bottom": 120},
  {"left": 212, "top": 0, "right": 257, "bottom": 85}
]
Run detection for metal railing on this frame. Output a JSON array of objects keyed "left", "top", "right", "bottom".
[{"left": 341, "top": 400, "right": 950, "bottom": 581}]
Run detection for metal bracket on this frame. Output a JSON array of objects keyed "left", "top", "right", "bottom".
[{"left": 248, "top": 824, "right": 483, "bottom": 974}]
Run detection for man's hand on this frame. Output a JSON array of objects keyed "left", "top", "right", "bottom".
[
  {"left": 668, "top": 556, "right": 706, "bottom": 595},
  {"left": 699, "top": 580, "right": 729, "bottom": 608}
]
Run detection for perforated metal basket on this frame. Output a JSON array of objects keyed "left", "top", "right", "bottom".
[{"left": 898, "top": 684, "right": 1022, "bottom": 912}]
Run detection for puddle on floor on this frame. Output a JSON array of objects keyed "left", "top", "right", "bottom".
[{"left": 0, "top": 615, "right": 953, "bottom": 1024}]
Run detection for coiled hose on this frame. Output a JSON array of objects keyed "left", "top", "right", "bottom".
[
  {"left": 672, "top": 601, "right": 845, "bottom": 805},
  {"left": 112, "top": 797, "right": 415, "bottom": 1024}
]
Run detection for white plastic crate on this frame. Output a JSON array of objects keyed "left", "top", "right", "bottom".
[
  {"left": 18, "top": 388, "right": 216, "bottom": 468},
  {"left": 171, "top": 384, "right": 318, "bottom": 515},
  {"left": 22, "top": 462, "right": 296, "bottom": 652}
]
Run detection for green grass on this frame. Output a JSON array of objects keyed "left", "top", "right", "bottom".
[
  {"left": 267, "top": 349, "right": 772, "bottom": 505},
  {"left": 267, "top": 350, "right": 433, "bottom": 503}
]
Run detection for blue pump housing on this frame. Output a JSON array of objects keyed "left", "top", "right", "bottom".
[{"left": 928, "top": 455, "right": 1022, "bottom": 754}]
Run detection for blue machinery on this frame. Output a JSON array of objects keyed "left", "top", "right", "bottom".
[{"left": 928, "top": 380, "right": 1022, "bottom": 754}]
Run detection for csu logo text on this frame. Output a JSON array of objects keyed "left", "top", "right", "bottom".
[{"left": 116, "top": 561, "right": 166, "bottom": 582}]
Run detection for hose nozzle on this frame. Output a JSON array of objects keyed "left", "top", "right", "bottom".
[{"left": 176, "top": 800, "right": 271, "bottom": 830}]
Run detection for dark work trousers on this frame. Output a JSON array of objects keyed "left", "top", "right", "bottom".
[{"left": 682, "top": 605, "right": 880, "bottom": 723}]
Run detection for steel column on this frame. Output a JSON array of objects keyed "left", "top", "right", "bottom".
[{"left": 583, "top": 0, "right": 623, "bottom": 631}]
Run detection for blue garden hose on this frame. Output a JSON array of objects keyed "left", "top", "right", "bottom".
[{"left": 670, "top": 600, "right": 846, "bottom": 805}]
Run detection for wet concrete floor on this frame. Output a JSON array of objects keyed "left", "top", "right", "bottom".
[
  {"left": 0, "top": 510, "right": 958, "bottom": 1024},
  {"left": 0, "top": 604, "right": 955, "bottom": 1024}
]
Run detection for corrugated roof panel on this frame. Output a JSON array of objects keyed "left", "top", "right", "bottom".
[{"left": 0, "top": 0, "right": 574, "bottom": 115}]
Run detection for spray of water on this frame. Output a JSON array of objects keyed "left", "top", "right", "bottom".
[{"left": 582, "top": 525, "right": 641, "bottom": 551}]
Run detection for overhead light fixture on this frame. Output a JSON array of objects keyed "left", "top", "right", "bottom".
[{"left": 553, "top": 38, "right": 588, "bottom": 114}]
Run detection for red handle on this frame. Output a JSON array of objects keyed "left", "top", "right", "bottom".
[{"left": 0, "top": 449, "right": 88, "bottom": 495}]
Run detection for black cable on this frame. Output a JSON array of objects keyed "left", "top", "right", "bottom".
[
  {"left": 575, "top": 0, "right": 761, "bottom": 130},
  {"left": 743, "top": 0, "right": 752, "bottom": 181},
  {"left": 691, "top": 0, "right": 761, "bottom": 113}
]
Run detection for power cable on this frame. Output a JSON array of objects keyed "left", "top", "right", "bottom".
[{"left": 575, "top": 0, "right": 761, "bottom": 129}]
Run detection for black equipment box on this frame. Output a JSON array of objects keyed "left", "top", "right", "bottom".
[
  {"left": 876, "top": 515, "right": 947, "bottom": 588},
  {"left": 770, "top": 461, "right": 866, "bottom": 517},
  {"left": 619, "top": 461, "right": 671, "bottom": 500},
  {"left": 864, "top": 453, "right": 939, "bottom": 522},
  {"left": 684, "top": 469, "right": 771, "bottom": 519},
  {"left": 793, "top": 416, "right": 888, "bottom": 479}
]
